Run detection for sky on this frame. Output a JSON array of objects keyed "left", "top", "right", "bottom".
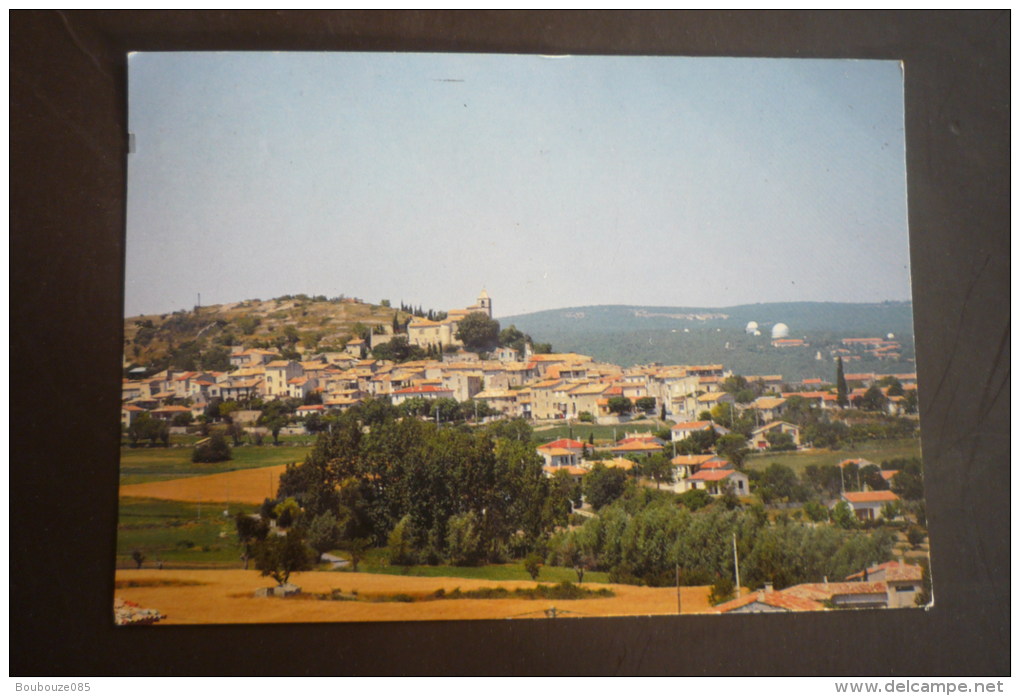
[{"left": 126, "top": 53, "right": 910, "bottom": 319}]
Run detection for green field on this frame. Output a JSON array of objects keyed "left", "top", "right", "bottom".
[
  {"left": 117, "top": 497, "right": 258, "bottom": 568},
  {"left": 534, "top": 419, "right": 668, "bottom": 445},
  {"left": 744, "top": 437, "right": 922, "bottom": 475},
  {"left": 120, "top": 443, "right": 313, "bottom": 485}
]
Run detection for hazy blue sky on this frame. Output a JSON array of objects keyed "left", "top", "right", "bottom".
[{"left": 126, "top": 52, "right": 910, "bottom": 318}]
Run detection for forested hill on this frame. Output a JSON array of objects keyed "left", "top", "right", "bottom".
[
  {"left": 500, "top": 302, "right": 916, "bottom": 382},
  {"left": 123, "top": 295, "right": 415, "bottom": 371}
]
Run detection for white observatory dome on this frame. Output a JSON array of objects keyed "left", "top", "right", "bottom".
[
  {"left": 771, "top": 323, "right": 790, "bottom": 339},
  {"left": 887, "top": 333, "right": 895, "bottom": 340},
  {"left": 745, "top": 321, "right": 759, "bottom": 334},
  {"left": 753, "top": 330, "right": 761, "bottom": 337}
]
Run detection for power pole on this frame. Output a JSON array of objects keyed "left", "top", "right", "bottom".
[
  {"left": 676, "top": 563, "right": 682, "bottom": 614},
  {"left": 733, "top": 532, "right": 741, "bottom": 598}
]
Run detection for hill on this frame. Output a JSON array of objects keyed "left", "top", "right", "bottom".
[
  {"left": 124, "top": 295, "right": 408, "bottom": 371},
  {"left": 500, "top": 302, "right": 916, "bottom": 382}
]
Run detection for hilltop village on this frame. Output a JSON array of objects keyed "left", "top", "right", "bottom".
[{"left": 119, "top": 292, "right": 928, "bottom": 617}]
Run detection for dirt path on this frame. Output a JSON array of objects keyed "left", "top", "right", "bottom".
[
  {"left": 113, "top": 569, "right": 715, "bottom": 624},
  {"left": 119, "top": 465, "right": 286, "bottom": 504}
]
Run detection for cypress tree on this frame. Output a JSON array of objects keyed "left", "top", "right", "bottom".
[{"left": 836, "top": 356, "right": 849, "bottom": 408}]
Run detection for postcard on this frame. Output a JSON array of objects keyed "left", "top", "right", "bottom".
[{"left": 116, "top": 52, "right": 928, "bottom": 625}]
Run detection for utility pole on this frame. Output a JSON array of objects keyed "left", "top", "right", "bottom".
[
  {"left": 676, "top": 563, "right": 682, "bottom": 614},
  {"left": 733, "top": 532, "right": 741, "bottom": 598}
]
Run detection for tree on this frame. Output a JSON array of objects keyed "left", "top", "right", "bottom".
[
  {"left": 171, "top": 411, "right": 193, "bottom": 427},
  {"left": 641, "top": 453, "right": 675, "bottom": 489},
  {"left": 524, "top": 553, "right": 543, "bottom": 580},
  {"left": 606, "top": 396, "right": 633, "bottom": 416},
  {"left": 891, "top": 459, "right": 925, "bottom": 500},
  {"left": 387, "top": 515, "right": 417, "bottom": 567},
  {"left": 754, "top": 463, "right": 806, "bottom": 504},
  {"left": 715, "top": 433, "right": 750, "bottom": 469},
  {"left": 446, "top": 511, "right": 484, "bottom": 566},
  {"left": 836, "top": 357, "right": 849, "bottom": 408},
  {"left": 225, "top": 421, "right": 245, "bottom": 446},
  {"left": 192, "top": 434, "right": 232, "bottom": 463},
  {"left": 635, "top": 396, "right": 657, "bottom": 412},
  {"left": 915, "top": 559, "right": 932, "bottom": 607},
  {"left": 273, "top": 497, "right": 302, "bottom": 529},
  {"left": 857, "top": 385, "right": 888, "bottom": 412},
  {"left": 765, "top": 431, "right": 796, "bottom": 452},
  {"left": 307, "top": 511, "right": 344, "bottom": 562},
  {"left": 456, "top": 312, "right": 501, "bottom": 352},
  {"left": 235, "top": 513, "right": 269, "bottom": 570},
  {"left": 906, "top": 525, "right": 927, "bottom": 549},
  {"left": 678, "top": 488, "right": 712, "bottom": 511},
  {"left": 344, "top": 537, "right": 372, "bottom": 572},
  {"left": 131, "top": 549, "right": 145, "bottom": 569},
  {"left": 708, "top": 574, "right": 736, "bottom": 605},
  {"left": 584, "top": 463, "right": 628, "bottom": 510},
  {"left": 830, "top": 501, "right": 859, "bottom": 529},
  {"left": 254, "top": 530, "right": 314, "bottom": 586}
]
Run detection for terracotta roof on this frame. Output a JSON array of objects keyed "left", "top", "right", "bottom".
[
  {"left": 671, "top": 420, "right": 713, "bottom": 431},
  {"left": 837, "top": 458, "right": 874, "bottom": 468},
  {"left": 843, "top": 490, "right": 900, "bottom": 504},
  {"left": 543, "top": 465, "right": 587, "bottom": 477},
  {"left": 604, "top": 457, "right": 637, "bottom": 470},
  {"left": 671, "top": 454, "right": 721, "bottom": 466},
  {"left": 611, "top": 441, "right": 661, "bottom": 452},
  {"left": 846, "top": 560, "right": 923, "bottom": 583},
  {"left": 784, "top": 582, "right": 888, "bottom": 601},
  {"left": 688, "top": 469, "right": 740, "bottom": 482},
  {"left": 537, "top": 438, "right": 585, "bottom": 451},
  {"left": 714, "top": 590, "right": 825, "bottom": 613}
]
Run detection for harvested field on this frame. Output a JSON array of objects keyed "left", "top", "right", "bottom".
[
  {"left": 113, "top": 569, "right": 715, "bottom": 624},
  {"left": 119, "top": 465, "right": 286, "bottom": 504}
]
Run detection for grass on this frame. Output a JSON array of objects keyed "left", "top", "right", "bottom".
[
  {"left": 120, "top": 443, "right": 313, "bottom": 485},
  {"left": 744, "top": 437, "right": 922, "bottom": 475},
  {"left": 534, "top": 419, "right": 667, "bottom": 445},
  {"left": 117, "top": 497, "right": 258, "bottom": 567}
]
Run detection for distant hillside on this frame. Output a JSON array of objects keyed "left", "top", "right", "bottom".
[
  {"left": 500, "top": 302, "right": 916, "bottom": 382},
  {"left": 124, "top": 295, "right": 408, "bottom": 371}
]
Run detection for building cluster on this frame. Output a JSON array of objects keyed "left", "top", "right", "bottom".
[
  {"left": 120, "top": 294, "right": 917, "bottom": 489},
  {"left": 713, "top": 559, "right": 925, "bottom": 613}
]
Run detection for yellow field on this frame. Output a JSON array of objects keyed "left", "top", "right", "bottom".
[
  {"left": 119, "top": 465, "right": 286, "bottom": 504},
  {"left": 113, "top": 569, "right": 715, "bottom": 624}
]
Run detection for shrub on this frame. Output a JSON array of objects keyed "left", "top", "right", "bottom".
[{"left": 192, "top": 434, "right": 232, "bottom": 463}]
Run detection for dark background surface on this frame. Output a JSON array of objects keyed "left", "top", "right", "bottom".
[{"left": 11, "top": 11, "right": 1009, "bottom": 675}]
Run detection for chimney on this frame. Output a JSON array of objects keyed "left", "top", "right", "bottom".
[{"left": 764, "top": 582, "right": 773, "bottom": 593}]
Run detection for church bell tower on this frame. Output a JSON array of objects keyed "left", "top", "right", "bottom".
[{"left": 477, "top": 289, "right": 492, "bottom": 318}]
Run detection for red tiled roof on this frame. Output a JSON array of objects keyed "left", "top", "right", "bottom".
[
  {"left": 843, "top": 490, "right": 900, "bottom": 504},
  {"left": 537, "top": 438, "right": 585, "bottom": 451},
  {"left": 714, "top": 590, "right": 825, "bottom": 613},
  {"left": 671, "top": 420, "right": 713, "bottom": 431},
  {"left": 688, "top": 469, "right": 739, "bottom": 482},
  {"left": 611, "top": 441, "right": 661, "bottom": 452}
]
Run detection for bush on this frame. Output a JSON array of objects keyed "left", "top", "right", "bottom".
[
  {"left": 708, "top": 575, "right": 735, "bottom": 605},
  {"left": 192, "top": 434, "right": 232, "bottom": 463}
]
